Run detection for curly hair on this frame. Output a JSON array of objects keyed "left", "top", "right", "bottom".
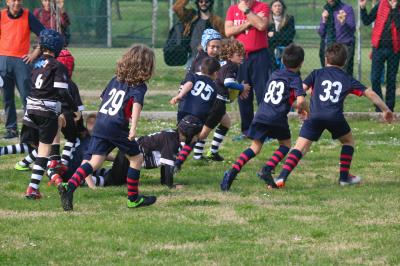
[
  {"left": 220, "top": 39, "right": 245, "bottom": 61},
  {"left": 115, "top": 44, "right": 155, "bottom": 86}
]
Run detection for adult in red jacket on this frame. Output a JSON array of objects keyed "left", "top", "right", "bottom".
[
  {"left": 0, "top": 0, "right": 45, "bottom": 139},
  {"left": 360, "top": 0, "right": 400, "bottom": 111},
  {"left": 225, "top": 0, "right": 271, "bottom": 138}
]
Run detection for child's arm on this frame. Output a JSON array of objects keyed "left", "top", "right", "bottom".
[
  {"left": 302, "top": 83, "right": 310, "bottom": 92},
  {"left": 170, "top": 81, "right": 194, "bottom": 105},
  {"left": 364, "top": 88, "right": 394, "bottom": 123},
  {"left": 296, "top": 95, "right": 309, "bottom": 120},
  {"left": 128, "top": 102, "right": 142, "bottom": 141}
]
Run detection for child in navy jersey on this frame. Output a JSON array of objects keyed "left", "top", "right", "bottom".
[
  {"left": 192, "top": 39, "right": 251, "bottom": 161},
  {"left": 24, "top": 29, "right": 78, "bottom": 199},
  {"left": 58, "top": 44, "right": 156, "bottom": 211},
  {"left": 220, "top": 44, "right": 308, "bottom": 191},
  {"left": 170, "top": 57, "right": 220, "bottom": 169},
  {"left": 273, "top": 43, "right": 393, "bottom": 188}
]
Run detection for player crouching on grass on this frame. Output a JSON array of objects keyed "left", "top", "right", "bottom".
[
  {"left": 220, "top": 43, "right": 308, "bottom": 191},
  {"left": 58, "top": 44, "right": 156, "bottom": 211},
  {"left": 25, "top": 29, "right": 79, "bottom": 199},
  {"left": 272, "top": 43, "right": 394, "bottom": 188},
  {"left": 191, "top": 39, "right": 251, "bottom": 161}
]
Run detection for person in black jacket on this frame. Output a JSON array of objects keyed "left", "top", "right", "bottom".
[{"left": 267, "top": 0, "right": 296, "bottom": 71}]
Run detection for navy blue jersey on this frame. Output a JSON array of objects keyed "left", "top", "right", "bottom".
[
  {"left": 253, "top": 69, "right": 305, "bottom": 125},
  {"left": 303, "top": 67, "right": 366, "bottom": 120},
  {"left": 178, "top": 74, "right": 217, "bottom": 122},
  {"left": 92, "top": 77, "right": 147, "bottom": 140}
]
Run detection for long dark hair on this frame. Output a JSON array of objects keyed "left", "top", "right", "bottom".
[{"left": 269, "top": 0, "right": 289, "bottom": 31}]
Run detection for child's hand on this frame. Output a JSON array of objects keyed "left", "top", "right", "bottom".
[
  {"left": 383, "top": 110, "right": 394, "bottom": 123},
  {"left": 128, "top": 127, "right": 137, "bottom": 141},
  {"left": 170, "top": 96, "right": 181, "bottom": 105},
  {"left": 73, "top": 111, "right": 82, "bottom": 122},
  {"left": 240, "top": 83, "right": 251, "bottom": 100}
]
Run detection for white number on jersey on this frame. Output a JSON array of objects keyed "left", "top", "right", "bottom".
[
  {"left": 34, "top": 74, "right": 44, "bottom": 89},
  {"left": 264, "top": 80, "right": 285, "bottom": 104},
  {"left": 319, "top": 80, "right": 342, "bottom": 103},
  {"left": 191, "top": 81, "right": 214, "bottom": 101},
  {"left": 99, "top": 88, "right": 125, "bottom": 116}
]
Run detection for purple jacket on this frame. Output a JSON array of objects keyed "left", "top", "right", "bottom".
[{"left": 318, "top": 2, "right": 356, "bottom": 45}]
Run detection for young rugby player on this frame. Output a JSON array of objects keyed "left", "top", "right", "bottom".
[
  {"left": 272, "top": 43, "right": 394, "bottom": 188},
  {"left": 220, "top": 44, "right": 307, "bottom": 191}
]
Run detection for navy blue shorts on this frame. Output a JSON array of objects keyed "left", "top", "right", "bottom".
[
  {"left": 85, "top": 136, "right": 141, "bottom": 159},
  {"left": 299, "top": 118, "right": 351, "bottom": 141},
  {"left": 247, "top": 121, "right": 291, "bottom": 142}
]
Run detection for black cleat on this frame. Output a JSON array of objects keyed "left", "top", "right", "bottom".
[
  {"left": 58, "top": 183, "right": 73, "bottom": 211},
  {"left": 257, "top": 168, "right": 278, "bottom": 189},
  {"left": 206, "top": 151, "right": 224, "bottom": 161},
  {"left": 220, "top": 170, "right": 237, "bottom": 191},
  {"left": 127, "top": 195, "right": 157, "bottom": 208}
]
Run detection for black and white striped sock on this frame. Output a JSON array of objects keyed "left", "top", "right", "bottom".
[
  {"left": 29, "top": 157, "right": 48, "bottom": 189},
  {"left": 61, "top": 141, "right": 75, "bottom": 166},
  {"left": 193, "top": 140, "right": 205, "bottom": 159},
  {"left": 0, "top": 143, "right": 30, "bottom": 156},
  {"left": 18, "top": 149, "right": 38, "bottom": 168},
  {"left": 210, "top": 125, "right": 228, "bottom": 154}
]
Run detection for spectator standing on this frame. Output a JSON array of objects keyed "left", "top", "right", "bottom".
[
  {"left": 173, "top": 0, "right": 225, "bottom": 66},
  {"left": 0, "top": 0, "right": 45, "bottom": 139},
  {"left": 360, "top": 0, "right": 400, "bottom": 111},
  {"left": 267, "top": 0, "right": 296, "bottom": 71},
  {"left": 225, "top": 0, "right": 270, "bottom": 138},
  {"left": 33, "top": 0, "right": 70, "bottom": 46},
  {"left": 318, "top": 0, "right": 356, "bottom": 76}
]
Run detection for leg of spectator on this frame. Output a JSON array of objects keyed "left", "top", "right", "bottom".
[
  {"left": 385, "top": 49, "right": 400, "bottom": 111},
  {"left": 237, "top": 56, "right": 253, "bottom": 136},
  {"left": 251, "top": 49, "right": 270, "bottom": 105},
  {"left": 13, "top": 58, "right": 31, "bottom": 109},
  {"left": 3, "top": 75, "right": 17, "bottom": 131},
  {"left": 345, "top": 43, "right": 355, "bottom": 77},
  {"left": 370, "top": 48, "right": 386, "bottom": 112}
]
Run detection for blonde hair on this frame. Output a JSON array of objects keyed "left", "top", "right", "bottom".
[
  {"left": 115, "top": 44, "right": 155, "bottom": 86},
  {"left": 220, "top": 39, "right": 245, "bottom": 61}
]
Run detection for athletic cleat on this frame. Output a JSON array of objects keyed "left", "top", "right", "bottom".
[
  {"left": 14, "top": 162, "right": 30, "bottom": 171},
  {"left": 58, "top": 183, "right": 73, "bottom": 211},
  {"left": 47, "top": 160, "right": 68, "bottom": 177},
  {"left": 274, "top": 177, "right": 286, "bottom": 188},
  {"left": 206, "top": 151, "right": 224, "bottom": 161},
  {"left": 339, "top": 174, "right": 362, "bottom": 186},
  {"left": 257, "top": 168, "right": 278, "bottom": 189},
  {"left": 127, "top": 195, "right": 157, "bottom": 208},
  {"left": 193, "top": 155, "right": 206, "bottom": 161},
  {"left": 220, "top": 170, "right": 237, "bottom": 191},
  {"left": 48, "top": 173, "right": 63, "bottom": 187},
  {"left": 25, "top": 186, "right": 42, "bottom": 200}
]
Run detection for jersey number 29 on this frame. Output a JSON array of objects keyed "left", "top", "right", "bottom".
[{"left": 99, "top": 88, "right": 125, "bottom": 116}]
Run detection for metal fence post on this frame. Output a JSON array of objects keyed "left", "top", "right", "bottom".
[
  {"left": 357, "top": 0, "right": 362, "bottom": 81},
  {"left": 107, "top": 0, "right": 112, "bottom": 48}
]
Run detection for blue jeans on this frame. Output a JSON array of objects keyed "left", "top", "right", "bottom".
[
  {"left": 0, "top": 56, "right": 32, "bottom": 130},
  {"left": 370, "top": 47, "right": 400, "bottom": 111},
  {"left": 237, "top": 48, "right": 271, "bottom": 134}
]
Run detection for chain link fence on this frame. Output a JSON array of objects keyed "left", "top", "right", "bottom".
[{"left": 4, "top": 0, "right": 399, "bottom": 109}]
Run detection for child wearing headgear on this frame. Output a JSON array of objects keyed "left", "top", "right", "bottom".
[{"left": 24, "top": 29, "right": 79, "bottom": 199}]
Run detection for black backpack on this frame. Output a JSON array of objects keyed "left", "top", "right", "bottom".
[{"left": 163, "top": 22, "right": 191, "bottom": 66}]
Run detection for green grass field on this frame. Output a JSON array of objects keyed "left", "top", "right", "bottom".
[{"left": 0, "top": 118, "right": 399, "bottom": 265}]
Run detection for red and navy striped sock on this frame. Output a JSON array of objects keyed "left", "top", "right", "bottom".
[
  {"left": 231, "top": 148, "right": 255, "bottom": 174},
  {"left": 127, "top": 167, "right": 140, "bottom": 201},
  {"left": 67, "top": 162, "right": 93, "bottom": 192},
  {"left": 279, "top": 149, "right": 302, "bottom": 179},
  {"left": 175, "top": 144, "right": 194, "bottom": 165},
  {"left": 263, "top": 145, "right": 290, "bottom": 172},
  {"left": 340, "top": 145, "right": 354, "bottom": 180}
]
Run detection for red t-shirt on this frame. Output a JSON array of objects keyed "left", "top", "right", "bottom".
[{"left": 226, "top": 1, "right": 269, "bottom": 53}]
